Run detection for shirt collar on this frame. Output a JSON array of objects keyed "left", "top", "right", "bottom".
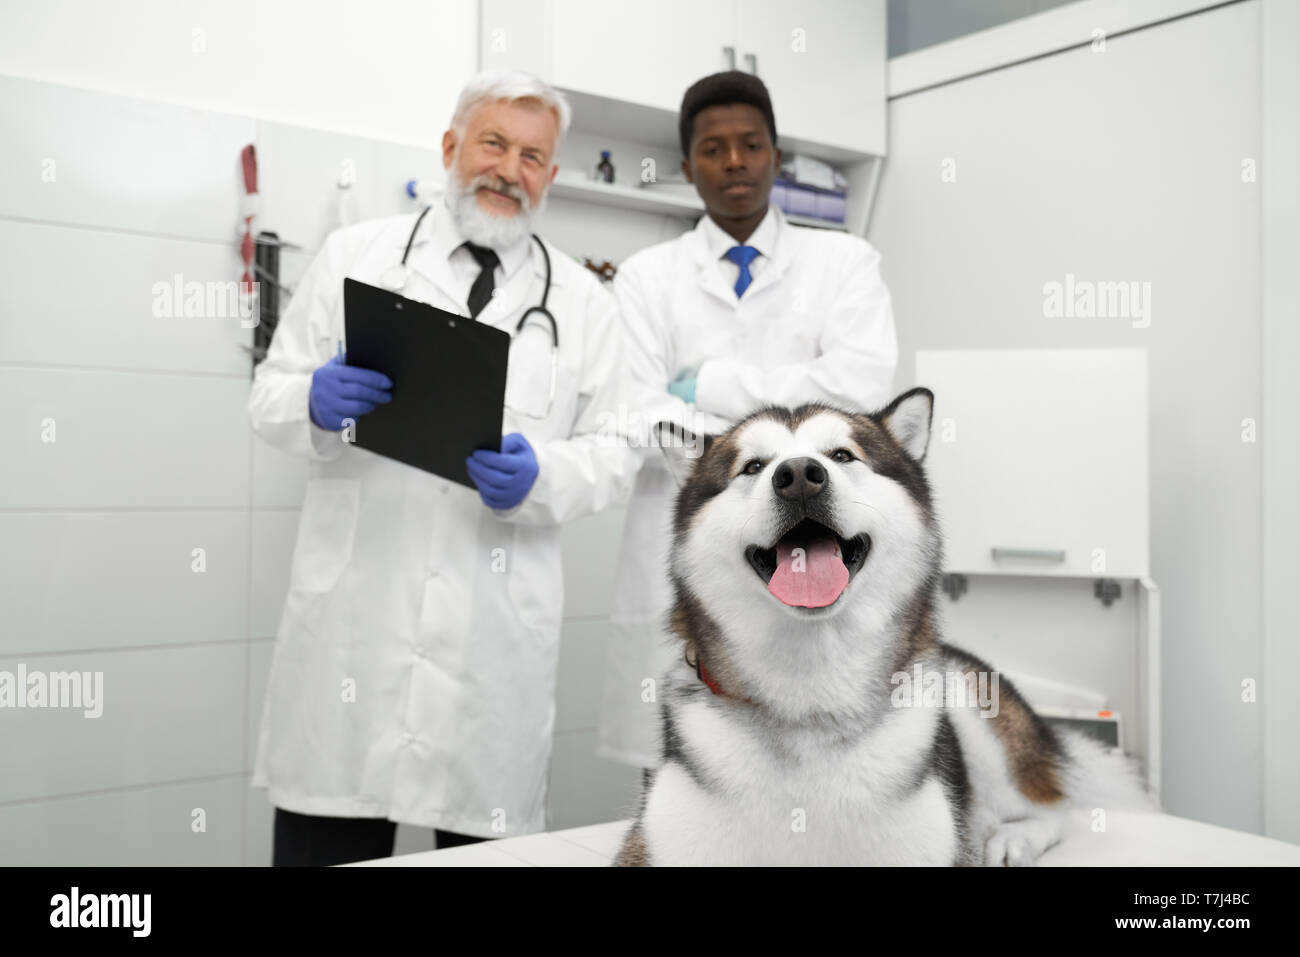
[
  {"left": 698, "top": 204, "right": 782, "bottom": 263},
  {"left": 414, "top": 201, "right": 534, "bottom": 280}
]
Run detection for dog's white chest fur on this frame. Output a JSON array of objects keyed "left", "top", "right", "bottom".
[{"left": 641, "top": 691, "right": 959, "bottom": 866}]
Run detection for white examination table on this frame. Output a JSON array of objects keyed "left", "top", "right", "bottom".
[{"left": 348, "top": 812, "right": 1300, "bottom": 867}]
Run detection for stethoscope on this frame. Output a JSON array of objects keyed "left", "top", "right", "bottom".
[{"left": 380, "top": 205, "right": 559, "bottom": 418}]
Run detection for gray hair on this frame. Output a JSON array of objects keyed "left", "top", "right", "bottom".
[{"left": 450, "top": 71, "right": 572, "bottom": 148}]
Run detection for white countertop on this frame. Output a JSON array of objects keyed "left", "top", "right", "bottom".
[{"left": 347, "top": 812, "right": 1300, "bottom": 867}]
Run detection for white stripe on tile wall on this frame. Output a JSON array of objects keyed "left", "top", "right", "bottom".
[
  {"left": 0, "top": 776, "right": 246, "bottom": 867},
  {"left": 0, "top": 221, "right": 251, "bottom": 376},
  {"left": 0, "top": 369, "right": 251, "bottom": 508},
  {"left": 0, "top": 642, "right": 245, "bottom": 804},
  {"left": 0, "top": 511, "right": 248, "bottom": 656},
  {"left": 0, "top": 75, "right": 255, "bottom": 242}
]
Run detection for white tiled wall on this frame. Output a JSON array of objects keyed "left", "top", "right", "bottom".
[
  {"left": 0, "top": 73, "right": 263, "bottom": 867},
  {"left": 1, "top": 72, "right": 674, "bottom": 866}
]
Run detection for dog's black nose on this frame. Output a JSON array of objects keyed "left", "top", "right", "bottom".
[{"left": 772, "top": 457, "right": 827, "bottom": 502}]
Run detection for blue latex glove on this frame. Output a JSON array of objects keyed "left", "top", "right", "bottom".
[
  {"left": 309, "top": 354, "right": 393, "bottom": 430},
  {"left": 466, "top": 432, "right": 540, "bottom": 510},
  {"left": 668, "top": 376, "right": 697, "bottom": 404}
]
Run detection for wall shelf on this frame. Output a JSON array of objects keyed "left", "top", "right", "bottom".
[{"left": 549, "top": 176, "right": 848, "bottom": 231}]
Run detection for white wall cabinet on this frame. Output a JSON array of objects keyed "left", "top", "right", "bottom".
[
  {"left": 547, "top": 0, "right": 736, "bottom": 115},
  {"left": 734, "top": 0, "right": 885, "bottom": 155},
  {"left": 915, "top": 349, "right": 1149, "bottom": 580},
  {"left": 481, "top": 0, "right": 885, "bottom": 157}
]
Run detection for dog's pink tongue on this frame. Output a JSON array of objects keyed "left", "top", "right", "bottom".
[{"left": 768, "top": 537, "right": 849, "bottom": 608}]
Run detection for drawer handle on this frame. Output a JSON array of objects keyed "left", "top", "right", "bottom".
[{"left": 991, "top": 547, "right": 1066, "bottom": 562}]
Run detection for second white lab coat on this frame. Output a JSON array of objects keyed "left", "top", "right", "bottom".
[
  {"left": 249, "top": 207, "right": 638, "bottom": 836},
  {"left": 597, "top": 207, "right": 899, "bottom": 768}
]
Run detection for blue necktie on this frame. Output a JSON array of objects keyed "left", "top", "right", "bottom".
[{"left": 725, "top": 245, "right": 760, "bottom": 298}]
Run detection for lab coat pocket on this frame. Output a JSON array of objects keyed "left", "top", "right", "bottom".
[
  {"left": 504, "top": 321, "right": 557, "bottom": 422},
  {"left": 288, "top": 478, "right": 361, "bottom": 593},
  {"left": 505, "top": 351, "right": 579, "bottom": 441}
]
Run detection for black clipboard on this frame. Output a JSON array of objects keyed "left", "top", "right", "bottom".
[{"left": 342, "top": 278, "right": 509, "bottom": 487}]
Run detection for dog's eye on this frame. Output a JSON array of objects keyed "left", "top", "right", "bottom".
[
  {"left": 830, "top": 448, "right": 855, "bottom": 463},
  {"left": 740, "top": 459, "right": 764, "bottom": 476}
]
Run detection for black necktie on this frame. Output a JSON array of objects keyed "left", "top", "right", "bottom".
[{"left": 463, "top": 242, "right": 501, "bottom": 319}]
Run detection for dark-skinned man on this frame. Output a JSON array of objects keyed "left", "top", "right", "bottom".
[{"left": 598, "top": 71, "right": 899, "bottom": 774}]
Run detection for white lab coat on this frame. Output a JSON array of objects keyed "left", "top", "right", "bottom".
[
  {"left": 249, "top": 206, "right": 638, "bottom": 837},
  {"left": 597, "top": 207, "right": 899, "bottom": 768}
]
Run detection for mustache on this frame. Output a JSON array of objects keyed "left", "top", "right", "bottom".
[{"left": 464, "top": 174, "right": 530, "bottom": 207}]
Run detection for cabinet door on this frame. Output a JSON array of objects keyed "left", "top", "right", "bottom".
[
  {"left": 734, "top": 0, "right": 885, "bottom": 154},
  {"left": 547, "top": 0, "right": 736, "bottom": 113},
  {"left": 915, "top": 349, "right": 1149, "bottom": 579}
]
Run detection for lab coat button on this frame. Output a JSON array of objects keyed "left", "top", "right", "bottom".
[{"left": 440, "top": 484, "right": 449, "bottom": 494}]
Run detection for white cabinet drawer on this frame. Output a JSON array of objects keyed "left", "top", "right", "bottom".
[{"left": 915, "top": 348, "right": 1148, "bottom": 578}]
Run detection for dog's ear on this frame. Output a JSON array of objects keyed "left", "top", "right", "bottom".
[
  {"left": 878, "top": 388, "right": 934, "bottom": 462},
  {"left": 653, "top": 420, "right": 713, "bottom": 487}
]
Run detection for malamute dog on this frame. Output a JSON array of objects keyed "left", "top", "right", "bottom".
[{"left": 615, "top": 388, "right": 1155, "bottom": 866}]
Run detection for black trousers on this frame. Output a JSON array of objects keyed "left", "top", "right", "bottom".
[{"left": 272, "top": 807, "right": 489, "bottom": 867}]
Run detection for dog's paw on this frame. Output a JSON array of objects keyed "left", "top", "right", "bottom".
[{"left": 983, "top": 817, "right": 1062, "bottom": 867}]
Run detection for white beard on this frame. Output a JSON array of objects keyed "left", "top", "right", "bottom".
[{"left": 443, "top": 171, "right": 547, "bottom": 251}]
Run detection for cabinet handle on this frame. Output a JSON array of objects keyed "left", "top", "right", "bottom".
[
  {"left": 991, "top": 547, "right": 1066, "bottom": 562},
  {"left": 745, "top": 52, "right": 758, "bottom": 75},
  {"left": 723, "top": 45, "right": 736, "bottom": 70}
]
